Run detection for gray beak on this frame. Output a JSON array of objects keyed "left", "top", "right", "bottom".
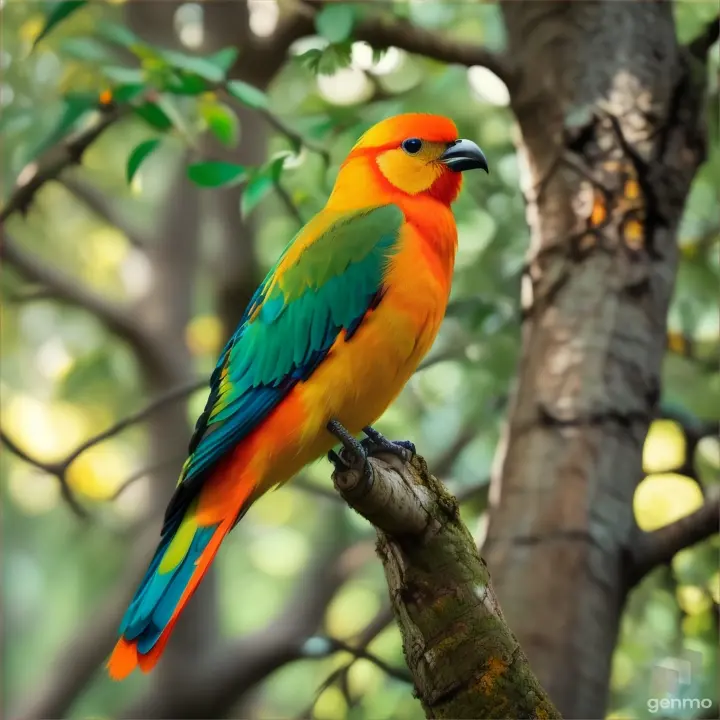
[{"left": 440, "top": 139, "right": 489, "bottom": 173}]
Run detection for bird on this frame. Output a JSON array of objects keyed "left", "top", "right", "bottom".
[{"left": 107, "top": 113, "right": 488, "bottom": 679}]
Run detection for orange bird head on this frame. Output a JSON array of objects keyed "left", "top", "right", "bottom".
[{"left": 339, "top": 113, "right": 488, "bottom": 206}]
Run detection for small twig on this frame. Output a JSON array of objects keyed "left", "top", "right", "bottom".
[
  {"left": 1, "top": 377, "right": 205, "bottom": 518},
  {"left": 0, "top": 430, "right": 90, "bottom": 519},
  {"left": 273, "top": 178, "right": 305, "bottom": 228},
  {"left": 687, "top": 14, "right": 720, "bottom": 60},
  {"left": 63, "top": 377, "right": 206, "bottom": 469},
  {"left": 1, "top": 232, "right": 148, "bottom": 348},
  {"left": 258, "top": 108, "right": 331, "bottom": 166}
]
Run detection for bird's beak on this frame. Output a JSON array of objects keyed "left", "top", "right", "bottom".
[{"left": 440, "top": 139, "right": 489, "bottom": 173}]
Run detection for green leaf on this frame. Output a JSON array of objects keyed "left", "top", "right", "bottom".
[
  {"left": 112, "top": 83, "right": 145, "bottom": 103},
  {"left": 240, "top": 156, "right": 287, "bottom": 218},
  {"left": 188, "top": 161, "right": 247, "bottom": 188},
  {"left": 97, "top": 20, "right": 141, "bottom": 49},
  {"left": 207, "top": 47, "right": 239, "bottom": 74},
  {"left": 164, "top": 70, "right": 207, "bottom": 95},
  {"left": 133, "top": 102, "right": 173, "bottom": 131},
  {"left": 226, "top": 80, "right": 269, "bottom": 110},
  {"left": 241, "top": 173, "right": 274, "bottom": 218},
  {"left": 157, "top": 49, "right": 226, "bottom": 83},
  {"left": 34, "top": 0, "right": 87, "bottom": 48},
  {"left": 126, "top": 139, "right": 161, "bottom": 183},
  {"left": 101, "top": 66, "right": 145, "bottom": 85},
  {"left": 201, "top": 102, "right": 240, "bottom": 147},
  {"left": 32, "top": 92, "right": 96, "bottom": 159},
  {"left": 59, "top": 37, "right": 116, "bottom": 63},
  {"left": 296, "top": 48, "right": 324, "bottom": 74},
  {"left": 314, "top": 3, "right": 356, "bottom": 44}
]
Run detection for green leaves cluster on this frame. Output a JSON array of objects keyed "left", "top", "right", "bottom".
[{"left": 33, "top": 0, "right": 295, "bottom": 215}]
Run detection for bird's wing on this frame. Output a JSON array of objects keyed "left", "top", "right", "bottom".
[{"left": 163, "top": 204, "right": 404, "bottom": 527}]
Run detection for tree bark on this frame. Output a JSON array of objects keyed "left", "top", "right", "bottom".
[
  {"left": 483, "top": 3, "right": 709, "bottom": 717},
  {"left": 335, "top": 452, "right": 561, "bottom": 719}
]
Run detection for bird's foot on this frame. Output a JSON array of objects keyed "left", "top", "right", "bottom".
[
  {"left": 361, "top": 426, "right": 415, "bottom": 463},
  {"left": 326, "top": 419, "right": 371, "bottom": 486}
]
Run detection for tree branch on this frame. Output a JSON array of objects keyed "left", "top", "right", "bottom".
[
  {"left": 332, "top": 451, "right": 560, "bottom": 719},
  {"left": 629, "top": 490, "right": 720, "bottom": 587},
  {"left": 1, "top": 233, "right": 147, "bottom": 348},
  {"left": 59, "top": 175, "right": 148, "bottom": 249},
  {"left": 296, "top": 1, "right": 515, "bottom": 85},
  {"left": 1, "top": 377, "right": 205, "bottom": 518},
  {"left": 0, "top": 104, "right": 130, "bottom": 224},
  {"left": 687, "top": 14, "right": 720, "bottom": 60}
]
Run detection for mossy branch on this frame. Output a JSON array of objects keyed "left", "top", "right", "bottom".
[{"left": 332, "top": 451, "right": 561, "bottom": 720}]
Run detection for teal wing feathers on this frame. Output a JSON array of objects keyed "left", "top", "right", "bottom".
[{"left": 163, "top": 204, "right": 404, "bottom": 527}]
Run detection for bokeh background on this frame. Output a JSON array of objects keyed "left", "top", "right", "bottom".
[{"left": 1, "top": 1, "right": 718, "bottom": 719}]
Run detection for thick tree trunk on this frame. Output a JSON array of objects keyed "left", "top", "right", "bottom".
[{"left": 483, "top": 3, "right": 708, "bottom": 718}]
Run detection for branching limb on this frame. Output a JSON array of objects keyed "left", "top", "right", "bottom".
[
  {"left": 687, "top": 14, "right": 720, "bottom": 60},
  {"left": 0, "top": 429, "right": 89, "bottom": 519},
  {"left": 629, "top": 490, "right": 720, "bottom": 587},
  {"left": 332, "top": 451, "right": 560, "bottom": 718},
  {"left": 0, "top": 104, "right": 130, "bottom": 224},
  {"left": 298, "top": 1, "right": 515, "bottom": 85},
  {"left": 1, "top": 233, "right": 146, "bottom": 347},
  {"left": 1, "top": 377, "right": 205, "bottom": 518}
]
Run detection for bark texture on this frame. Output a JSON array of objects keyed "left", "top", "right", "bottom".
[
  {"left": 484, "top": 3, "right": 709, "bottom": 717},
  {"left": 335, "top": 453, "right": 561, "bottom": 719}
]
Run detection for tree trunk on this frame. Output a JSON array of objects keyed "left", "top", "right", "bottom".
[{"left": 483, "top": 3, "right": 709, "bottom": 717}]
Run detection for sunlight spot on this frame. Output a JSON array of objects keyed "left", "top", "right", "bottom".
[
  {"left": 468, "top": 66, "right": 510, "bottom": 106},
  {"left": 120, "top": 248, "right": 153, "bottom": 299},
  {"left": 317, "top": 67, "right": 372, "bottom": 106},
  {"left": 175, "top": 3, "right": 204, "bottom": 49},
  {"left": 36, "top": 337, "right": 73, "bottom": 381},
  {"left": 634, "top": 473, "right": 704, "bottom": 531},
  {"left": 249, "top": 0, "right": 279, "bottom": 38}
]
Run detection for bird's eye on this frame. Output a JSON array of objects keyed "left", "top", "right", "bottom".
[{"left": 401, "top": 138, "right": 422, "bottom": 155}]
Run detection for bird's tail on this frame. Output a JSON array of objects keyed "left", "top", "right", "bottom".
[{"left": 107, "top": 465, "right": 256, "bottom": 680}]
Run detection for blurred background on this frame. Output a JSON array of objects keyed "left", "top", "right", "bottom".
[{"left": 1, "top": 1, "right": 718, "bottom": 719}]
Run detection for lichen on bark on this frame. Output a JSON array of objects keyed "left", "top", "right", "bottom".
[{"left": 334, "top": 453, "right": 561, "bottom": 719}]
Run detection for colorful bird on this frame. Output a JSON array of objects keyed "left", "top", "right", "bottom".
[{"left": 107, "top": 113, "right": 488, "bottom": 679}]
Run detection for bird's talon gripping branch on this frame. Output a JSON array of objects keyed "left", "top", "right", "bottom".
[
  {"left": 327, "top": 419, "right": 374, "bottom": 498},
  {"left": 362, "top": 426, "right": 416, "bottom": 462}
]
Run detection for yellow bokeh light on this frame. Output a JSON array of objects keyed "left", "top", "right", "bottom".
[
  {"left": 348, "top": 658, "right": 383, "bottom": 697},
  {"left": 634, "top": 473, "right": 704, "bottom": 531},
  {"left": 8, "top": 470, "right": 60, "bottom": 516},
  {"left": 251, "top": 488, "right": 295, "bottom": 526},
  {"left": 643, "top": 420, "right": 686, "bottom": 474},
  {"left": 66, "top": 443, "right": 132, "bottom": 500},
  {"left": 2, "top": 395, "right": 87, "bottom": 461},
  {"left": 314, "top": 686, "right": 347, "bottom": 720},
  {"left": 708, "top": 571, "right": 720, "bottom": 604},
  {"left": 249, "top": 528, "right": 309, "bottom": 577},
  {"left": 20, "top": 16, "right": 44, "bottom": 43},
  {"left": 326, "top": 585, "right": 380, "bottom": 639},
  {"left": 185, "top": 315, "right": 224, "bottom": 357},
  {"left": 676, "top": 585, "right": 712, "bottom": 616}
]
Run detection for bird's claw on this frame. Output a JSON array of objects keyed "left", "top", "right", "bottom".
[
  {"left": 327, "top": 420, "right": 372, "bottom": 483},
  {"left": 361, "top": 426, "right": 415, "bottom": 462}
]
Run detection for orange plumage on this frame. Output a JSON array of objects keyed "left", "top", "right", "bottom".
[{"left": 108, "top": 113, "right": 487, "bottom": 679}]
